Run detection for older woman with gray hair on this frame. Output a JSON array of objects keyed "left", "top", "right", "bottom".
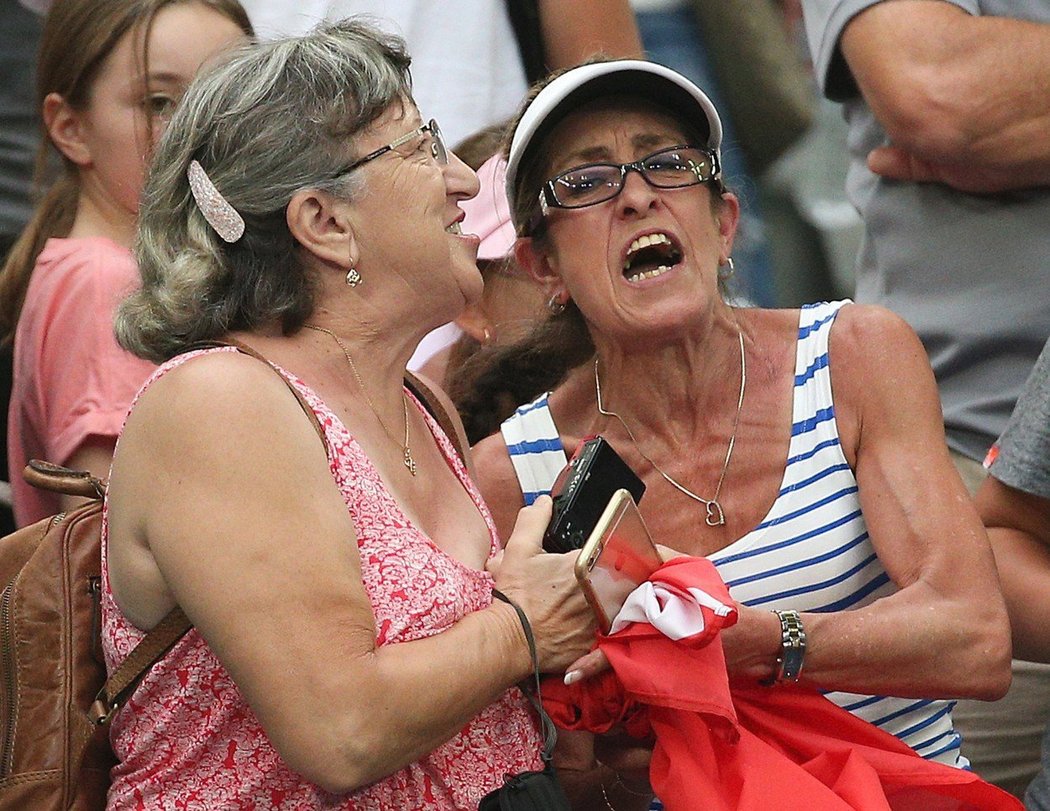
[{"left": 101, "top": 20, "right": 594, "bottom": 809}]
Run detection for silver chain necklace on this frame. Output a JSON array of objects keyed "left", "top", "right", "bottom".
[
  {"left": 303, "top": 324, "right": 417, "bottom": 476},
  {"left": 594, "top": 330, "right": 746, "bottom": 527}
]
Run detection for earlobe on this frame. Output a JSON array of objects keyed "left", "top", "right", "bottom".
[
  {"left": 454, "top": 301, "right": 494, "bottom": 344},
  {"left": 514, "top": 236, "right": 568, "bottom": 313},
  {"left": 43, "top": 92, "right": 92, "bottom": 167}
]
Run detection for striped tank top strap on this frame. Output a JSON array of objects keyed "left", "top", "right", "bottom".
[
  {"left": 791, "top": 300, "right": 851, "bottom": 450},
  {"left": 500, "top": 394, "right": 568, "bottom": 505}
]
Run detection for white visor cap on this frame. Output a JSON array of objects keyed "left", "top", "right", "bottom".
[{"left": 504, "top": 59, "right": 723, "bottom": 229}]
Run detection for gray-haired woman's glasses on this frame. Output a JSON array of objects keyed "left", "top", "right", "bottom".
[
  {"left": 538, "top": 145, "right": 720, "bottom": 214},
  {"left": 337, "top": 119, "right": 448, "bottom": 175}
]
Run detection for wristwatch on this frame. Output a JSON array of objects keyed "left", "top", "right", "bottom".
[{"left": 772, "top": 609, "right": 806, "bottom": 682}]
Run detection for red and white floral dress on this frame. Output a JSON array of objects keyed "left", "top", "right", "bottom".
[{"left": 101, "top": 347, "right": 541, "bottom": 809}]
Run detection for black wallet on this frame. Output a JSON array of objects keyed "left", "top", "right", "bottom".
[{"left": 477, "top": 764, "right": 570, "bottom": 810}]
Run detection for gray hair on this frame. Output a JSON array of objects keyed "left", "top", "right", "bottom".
[{"left": 117, "top": 18, "right": 412, "bottom": 363}]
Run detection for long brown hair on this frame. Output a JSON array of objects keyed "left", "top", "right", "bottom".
[{"left": 0, "top": 0, "right": 252, "bottom": 345}]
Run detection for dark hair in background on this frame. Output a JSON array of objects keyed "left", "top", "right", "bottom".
[
  {"left": 0, "top": 0, "right": 253, "bottom": 345},
  {"left": 450, "top": 301, "right": 594, "bottom": 445},
  {"left": 453, "top": 121, "right": 509, "bottom": 173}
]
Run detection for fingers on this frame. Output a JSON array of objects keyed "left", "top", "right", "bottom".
[
  {"left": 485, "top": 549, "right": 504, "bottom": 576},
  {"left": 867, "top": 145, "right": 936, "bottom": 183},
  {"left": 563, "top": 647, "right": 609, "bottom": 685},
  {"left": 867, "top": 145, "right": 911, "bottom": 179},
  {"left": 502, "top": 495, "right": 553, "bottom": 559},
  {"left": 492, "top": 495, "right": 598, "bottom": 672}
]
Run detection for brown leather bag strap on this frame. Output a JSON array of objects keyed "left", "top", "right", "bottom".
[
  {"left": 90, "top": 339, "right": 334, "bottom": 726},
  {"left": 404, "top": 370, "right": 467, "bottom": 461},
  {"left": 23, "top": 459, "right": 106, "bottom": 498},
  {"left": 89, "top": 606, "right": 192, "bottom": 725}
]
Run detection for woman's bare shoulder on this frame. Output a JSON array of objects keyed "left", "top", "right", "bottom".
[{"left": 824, "top": 301, "right": 917, "bottom": 349}]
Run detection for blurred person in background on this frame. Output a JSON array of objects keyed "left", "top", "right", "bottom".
[
  {"left": 978, "top": 337, "right": 1050, "bottom": 808},
  {"left": 419, "top": 139, "right": 549, "bottom": 443},
  {"left": 799, "top": 0, "right": 1050, "bottom": 797},
  {"left": 416, "top": 124, "right": 546, "bottom": 394},
  {"left": 0, "top": 0, "right": 251, "bottom": 526}
]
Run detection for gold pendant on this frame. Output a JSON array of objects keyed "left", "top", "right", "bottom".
[
  {"left": 705, "top": 501, "right": 725, "bottom": 527},
  {"left": 404, "top": 447, "right": 417, "bottom": 476}
]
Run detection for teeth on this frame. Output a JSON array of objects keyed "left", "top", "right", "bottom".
[
  {"left": 624, "top": 232, "right": 673, "bottom": 270},
  {"left": 626, "top": 265, "right": 672, "bottom": 284},
  {"left": 627, "top": 232, "right": 671, "bottom": 256},
  {"left": 446, "top": 222, "right": 462, "bottom": 235}
]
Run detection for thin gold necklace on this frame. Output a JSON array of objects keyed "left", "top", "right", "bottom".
[
  {"left": 303, "top": 324, "right": 417, "bottom": 476},
  {"left": 594, "top": 330, "right": 745, "bottom": 527}
]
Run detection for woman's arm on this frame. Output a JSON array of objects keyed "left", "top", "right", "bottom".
[
  {"left": 59, "top": 436, "right": 116, "bottom": 512},
  {"left": 106, "top": 352, "right": 594, "bottom": 794},
  {"left": 722, "top": 305, "right": 1012, "bottom": 699}
]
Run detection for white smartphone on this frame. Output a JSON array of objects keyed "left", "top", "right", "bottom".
[{"left": 573, "top": 488, "right": 663, "bottom": 633}]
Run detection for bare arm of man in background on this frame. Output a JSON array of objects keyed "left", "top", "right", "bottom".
[
  {"left": 979, "top": 480, "right": 1050, "bottom": 664},
  {"left": 538, "top": 0, "right": 643, "bottom": 68},
  {"left": 839, "top": 0, "right": 1050, "bottom": 191}
]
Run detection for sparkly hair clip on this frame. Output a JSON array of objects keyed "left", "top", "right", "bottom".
[{"left": 187, "top": 159, "right": 245, "bottom": 243}]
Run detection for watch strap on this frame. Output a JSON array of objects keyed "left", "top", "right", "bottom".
[{"left": 773, "top": 609, "right": 806, "bottom": 682}]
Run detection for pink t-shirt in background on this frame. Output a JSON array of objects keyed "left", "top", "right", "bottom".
[{"left": 7, "top": 237, "right": 155, "bottom": 526}]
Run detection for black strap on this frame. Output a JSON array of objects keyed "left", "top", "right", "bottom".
[{"left": 492, "top": 589, "right": 558, "bottom": 764}]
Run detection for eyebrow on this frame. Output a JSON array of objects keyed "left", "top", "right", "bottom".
[
  {"left": 557, "top": 133, "right": 689, "bottom": 170},
  {"left": 141, "top": 71, "right": 188, "bottom": 87}
]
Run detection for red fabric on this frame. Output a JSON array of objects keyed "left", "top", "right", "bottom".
[{"left": 543, "top": 557, "right": 1020, "bottom": 811}]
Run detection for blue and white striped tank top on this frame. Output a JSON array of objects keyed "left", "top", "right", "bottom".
[{"left": 499, "top": 301, "right": 965, "bottom": 767}]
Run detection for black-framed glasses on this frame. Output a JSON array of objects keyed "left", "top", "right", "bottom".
[
  {"left": 538, "top": 145, "right": 720, "bottom": 214},
  {"left": 335, "top": 118, "right": 448, "bottom": 175}
]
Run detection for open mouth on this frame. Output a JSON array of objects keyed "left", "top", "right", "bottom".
[
  {"left": 623, "top": 232, "right": 682, "bottom": 283},
  {"left": 446, "top": 222, "right": 463, "bottom": 235}
]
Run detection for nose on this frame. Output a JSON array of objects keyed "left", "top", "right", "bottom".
[
  {"left": 615, "top": 165, "right": 659, "bottom": 217},
  {"left": 445, "top": 150, "right": 480, "bottom": 201}
]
